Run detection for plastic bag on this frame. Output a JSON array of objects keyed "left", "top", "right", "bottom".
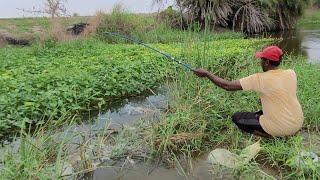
[{"left": 207, "top": 141, "right": 261, "bottom": 168}]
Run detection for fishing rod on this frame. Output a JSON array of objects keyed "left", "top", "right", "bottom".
[{"left": 104, "top": 32, "right": 193, "bottom": 71}]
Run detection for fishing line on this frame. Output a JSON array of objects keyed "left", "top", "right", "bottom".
[{"left": 104, "top": 32, "right": 193, "bottom": 71}]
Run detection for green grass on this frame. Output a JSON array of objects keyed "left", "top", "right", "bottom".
[
  {"left": 0, "top": 118, "right": 112, "bottom": 179},
  {"left": 102, "top": 27, "right": 243, "bottom": 44},
  {"left": 299, "top": 9, "right": 320, "bottom": 25},
  {"left": 0, "top": 17, "right": 51, "bottom": 34},
  {"left": 0, "top": 17, "right": 89, "bottom": 35},
  {"left": 0, "top": 123, "right": 71, "bottom": 179}
]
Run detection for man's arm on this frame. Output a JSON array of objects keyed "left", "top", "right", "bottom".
[
  {"left": 193, "top": 68, "right": 243, "bottom": 91},
  {"left": 206, "top": 72, "right": 242, "bottom": 91}
]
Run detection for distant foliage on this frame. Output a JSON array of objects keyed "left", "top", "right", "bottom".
[
  {"left": 95, "top": 4, "right": 154, "bottom": 42},
  {"left": 158, "top": 6, "right": 185, "bottom": 28},
  {"left": 312, "top": 0, "right": 320, "bottom": 7},
  {"left": 154, "top": 0, "right": 310, "bottom": 33}
]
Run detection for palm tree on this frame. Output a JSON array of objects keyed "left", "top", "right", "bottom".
[
  {"left": 261, "top": 0, "right": 309, "bottom": 30},
  {"left": 232, "top": 0, "right": 275, "bottom": 33},
  {"left": 175, "top": 0, "right": 234, "bottom": 27},
  {"left": 153, "top": 0, "right": 310, "bottom": 33}
]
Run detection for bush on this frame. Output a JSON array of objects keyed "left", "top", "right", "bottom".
[
  {"left": 157, "top": 6, "right": 185, "bottom": 29},
  {"left": 312, "top": 0, "right": 320, "bottom": 7},
  {"left": 95, "top": 4, "right": 156, "bottom": 43},
  {"left": 154, "top": 0, "right": 311, "bottom": 33}
]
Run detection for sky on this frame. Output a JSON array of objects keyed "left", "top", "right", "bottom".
[{"left": 0, "top": 0, "right": 175, "bottom": 18}]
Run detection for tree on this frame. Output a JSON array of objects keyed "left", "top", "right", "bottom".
[
  {"left": 17, "top": 0, "right": 68, "bottom": 18},
  {"left": 154, "top": 0, "right": 310, "bottom": 33},
  {"left": 44, "top": 0, "right": 68, "bottom": 18}
]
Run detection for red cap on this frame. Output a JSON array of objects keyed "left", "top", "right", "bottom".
[{"left": 255, "top": 46, "right": 283, "bottom": 61}]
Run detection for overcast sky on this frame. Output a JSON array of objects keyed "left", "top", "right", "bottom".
[{"left": 0, "top": 0, "right": 175, "bottom": 18}]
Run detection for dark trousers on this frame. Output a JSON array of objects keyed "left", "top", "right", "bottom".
[{"left": 231, "top": 110, "right": 268, "bottom": 135}]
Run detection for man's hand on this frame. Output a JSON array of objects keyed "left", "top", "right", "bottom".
[
  {"left": 192, "top": 67, "right": 243, "bottom": 91},
  {"left": 192, "top": 68, "right": 208, "bottom": 77}
]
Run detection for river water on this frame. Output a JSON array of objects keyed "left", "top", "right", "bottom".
[{"left": 268, "top": 24, "right": 320, "bottom": 63}]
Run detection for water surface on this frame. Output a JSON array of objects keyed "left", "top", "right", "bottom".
[{"left": 267, "top": 24, "right": 320, "bottom": 63}]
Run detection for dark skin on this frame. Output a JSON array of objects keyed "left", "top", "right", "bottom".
[
  {"left": 192, "top": 58, "right": 279, "bottom": 138},
  {"left": 192, "top": 58, "right": 279, "bottom": 91}
]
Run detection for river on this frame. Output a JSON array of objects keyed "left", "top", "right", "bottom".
[{"left": 269, "top": 24, "right": 320, "bottom": 63}]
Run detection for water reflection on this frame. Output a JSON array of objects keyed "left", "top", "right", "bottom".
[
  {"left": 269, "top": 29, "right": 308, "bottom": 57},
  {"left": 260, "top": 24, "right": 320, "bottom": 63},
  {"left": 82, "top": 87, "right": 168, "bottom": 129}
]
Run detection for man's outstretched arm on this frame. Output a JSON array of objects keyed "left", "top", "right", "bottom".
[{"left": 193, "top": 68, "right": 243, "bottom": 91}]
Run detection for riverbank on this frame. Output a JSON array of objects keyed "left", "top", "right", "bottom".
[{"left": 299, "top": 9, "right": 320, "bottom": 25}]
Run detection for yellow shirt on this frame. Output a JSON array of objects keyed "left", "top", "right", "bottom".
[{"left": 239, "top": 69, "right": 304, "bottom": 137}]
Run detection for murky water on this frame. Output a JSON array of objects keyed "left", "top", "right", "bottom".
[
  {"left": 84, "top": 87, "right": 168, "bottom": 130},
  {"left": 264, "top": 24, "right": 320, "bottom": 63},
  {"left": 93, "top": 154, "right": 213, "bottom": 180}
]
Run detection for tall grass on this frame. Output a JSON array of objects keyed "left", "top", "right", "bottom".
[
  {"left": 0, "top": 116, "right": 76, "bottom": 179},
  {"left": 0, "top": 112, "right": 157, "bottom": 179},
  {"left": 94, "top": 4, "right": 243, "bottom": 44},
  {"left": 146, "top": 32, "right": 320, "bottom": 178}
]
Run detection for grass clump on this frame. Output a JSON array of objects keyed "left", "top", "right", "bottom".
[{"left": 0, "top": 120, "right": 73, "bottom": 179}]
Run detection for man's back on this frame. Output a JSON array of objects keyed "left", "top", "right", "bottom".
[{"left": 240, "top": 69, "right": 304, "bottom": 136}]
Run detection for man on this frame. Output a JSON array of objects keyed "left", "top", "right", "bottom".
[{"left": 193, "top": 46, "right": 304, "bottom": 137}]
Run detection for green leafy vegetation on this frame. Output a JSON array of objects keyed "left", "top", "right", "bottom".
[{"left": 0, "top": 38, "right": 176, "bottom": 132}]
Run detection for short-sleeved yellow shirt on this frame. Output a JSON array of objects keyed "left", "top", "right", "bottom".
[{"left": 239, "top": 69, "right": 304, "bottom": 137}]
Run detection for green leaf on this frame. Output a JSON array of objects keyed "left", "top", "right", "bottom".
[{"left": 24, "top": 102, "right": 35, "bottom": 107}]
